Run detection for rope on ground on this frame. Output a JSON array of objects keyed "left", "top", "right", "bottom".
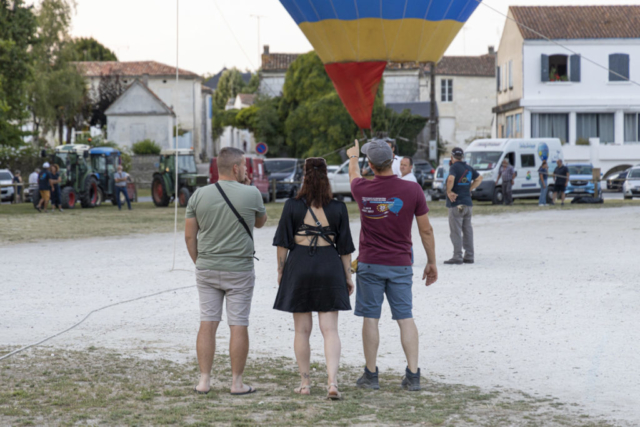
[{"left": 0, "top": 283, "right": 195, "bottom": 362}]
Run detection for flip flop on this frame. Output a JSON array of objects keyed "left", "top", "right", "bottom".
[
  {"left": 230, "top": 386, "right": 257, "bottom": 396},
  {"left": 193, "top": 387, "right": 210, "bottom": 395}
]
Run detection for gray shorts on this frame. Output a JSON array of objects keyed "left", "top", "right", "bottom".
[
  {"left": 354, "top": 263, "right": 413, "bottom": 320},
  {"left": 195, "top": 268, "right": 255, "bottom": 326}
]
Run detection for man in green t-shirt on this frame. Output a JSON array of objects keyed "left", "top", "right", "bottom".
[{"left": 185, "top": 147, "right": 267, "bottom": 395}]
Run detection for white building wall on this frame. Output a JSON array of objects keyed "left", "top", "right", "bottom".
[
  {"left": 107, "top": 115, "right": 173, "bottom": 150},
  {"left": 383, "top": 70, "right": 420, "bottom": 103},
  {"left": 259, "top": 73, "right": 286, "bottom": 97}
]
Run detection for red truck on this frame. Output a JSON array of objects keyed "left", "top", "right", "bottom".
[{"left": 209, "top": 156, "right": 270, "bottom": 202}]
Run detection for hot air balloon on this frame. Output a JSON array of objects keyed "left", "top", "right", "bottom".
[{"left": 279, "top": 0, "right": 482, "bottom": 130}]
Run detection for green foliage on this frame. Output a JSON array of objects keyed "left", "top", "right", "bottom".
[
  {"left": 213, "top": 69, "right": 251, "bottom": 110},
  {"left": 69, "top": 36, "right": 117, "bottom": 61},
  {"left": 0, "top": 0, "right": 37, "bottom": 147},
  {"left": 131, "top": 139, "right": 161, "bottom": 155},
  {"left": 576, "top": 137, "right": 590, "bottom": 146},
  {"left": 0, "top": 144, "right": 45, "bottom": 174}
]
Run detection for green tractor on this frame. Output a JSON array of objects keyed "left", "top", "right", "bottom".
[
  {"left": 152, "top": 149, "right": 198, "bottom": 207},
  {"left": 32, "top": 144, "right": 101, "bottom": 209}
]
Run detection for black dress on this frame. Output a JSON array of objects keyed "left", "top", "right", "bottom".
[{"left": 273, "top": 198, "right": 355, "bottom": 313}]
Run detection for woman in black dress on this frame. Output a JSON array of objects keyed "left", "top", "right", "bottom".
[{"left": 273, "top": 157, "right": 355, "bottom": 400}]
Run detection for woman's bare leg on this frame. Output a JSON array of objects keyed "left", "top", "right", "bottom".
[
  {"left": 293, "top": 312, "right": 313, "bottom": 394},
  {"left": 318, "top": 311, "right": 341, "bottom": 394}
]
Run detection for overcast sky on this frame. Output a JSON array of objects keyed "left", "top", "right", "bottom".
[{"left": 62, "top": 0, "right": 640, "bottom": 76}]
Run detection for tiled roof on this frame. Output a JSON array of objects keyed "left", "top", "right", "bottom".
[
  {"left": 423, "top": 54, "right": 496, "bottom": 77},
  {"left": 75, "top": 61, "right": 200, "bottom": 78},
  {"left": 262, "top": 53, "right": 301, "bottom": 71},
  {"left": 510, "top": 6, "right": 640, "bottom": 40}
]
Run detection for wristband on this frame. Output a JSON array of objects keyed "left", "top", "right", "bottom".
[{"left": 349, "top": 155, "right": 357, "bottom": 159}]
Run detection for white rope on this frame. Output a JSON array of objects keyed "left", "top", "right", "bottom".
[
  {"left": 0, "top": 283, "right": 195, "bottom": 362},
  {"left": 476, "top": 0, "right": 640, "bottom": 87}
]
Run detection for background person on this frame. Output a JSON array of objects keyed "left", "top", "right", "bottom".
[
  {"left": 386, "top": 138, "right": 403, "bottom": 178},
  {"left": 496, "top": 158, "right": 516, "bottom": 205},
  {"left": 538, "top": 160, "right": 549, "bottom": 206},
  {"left": 12, "top": 170, "right": 23, "bottom": 203},
  {"left": 348, "top": 139, "right": 438, "bottom": 392},
  {"left": 114, "top": 165, "right": 132, "bottom": 211},
  {"left": 49, "top": 164, "right": 63, "bottom": 212},
  {"left": 445, "top": 147, "right": 483, "bottom": 265},
  {"left": 400, "top": 158, "right": 418, "bottom": 183},
  {"left": 185, "top": 147, "right": 267, "bottom": 396},
  {"left": 552, "top": 159, "right": 570, "bottom": 206},
  {"left": 273, "top": 157, "right": 355, "bottom": 400},
  {"left": 36, "top": 163, "right": 52, "bottom": 213}
]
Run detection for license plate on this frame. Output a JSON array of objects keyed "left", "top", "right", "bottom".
[{"left": 573, "top": 189, "right": 585, "bottom": 192}]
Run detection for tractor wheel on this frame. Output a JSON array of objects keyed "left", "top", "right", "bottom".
[
  {"left": 95, "top": 187, "right": 104, "bottom": 207},
  {"left": 178, "top": 187, "right": 191, "bottom": 207},
  {"left": 152, "top": 176, "right": 170, "bottom": 207},
  {"left": 61, "top": 187, "right": 77, "bottom": 209},
  {"left": 80, "top": 177, "right": 99, "bottom": 208},
  {"left": 32, "top": 189, "right": 41, "bottom": 210}
]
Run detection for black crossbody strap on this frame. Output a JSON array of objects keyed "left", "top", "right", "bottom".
[{"left": 215, "top": 182, "right": 258, "bottom": 260}]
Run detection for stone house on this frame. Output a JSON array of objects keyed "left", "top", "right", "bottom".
[
  {"left": 493, "top": 5, "right": 640, "bottom": 176},
  {"left": 76, "top": 61, "right": 213, "bottom": 161}
]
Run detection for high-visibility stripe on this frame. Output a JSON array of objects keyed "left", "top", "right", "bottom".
[
  {"left": 300, "top": 18, "right": 464, "bottom": 64},
  {"left": 280, "top": 0, "right": 479, "bottom": 25}
]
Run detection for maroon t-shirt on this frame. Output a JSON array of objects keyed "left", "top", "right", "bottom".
[{"left": 351, "top": 175, "right": 429, "bottom": 266}]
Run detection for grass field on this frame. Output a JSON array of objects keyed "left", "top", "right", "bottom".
[
  {"left": 0, "top": 348, "right": 613, "bottom": 427},
  {"left": 1, "top": 196, "right": 638, "bottom": 245}
]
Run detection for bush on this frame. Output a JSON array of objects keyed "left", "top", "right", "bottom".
[{"left": 131, "top": 139, "right": 161, "bottom": 155}]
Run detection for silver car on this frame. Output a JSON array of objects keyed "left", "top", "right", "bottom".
[{"left": 0, "top": 169, "right": 15, "bottom": 202}]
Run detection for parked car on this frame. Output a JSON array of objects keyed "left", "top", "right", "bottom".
[
  {"left": 431, "top": 166, "right": 445, "bottom": 201},
  {"left": 623, "top": 167, "right": 640, "bottom": 200},
  {"left": 413, "top": 160, "right": 435, "bottom": 188},
  {"left": 264, "top": 158, "right": 303, "bottom": 199},
  {"left": 327, "top": 165, "right": 340, "bottom": 174},
  {"left": 210, "top": 156, "right": 270, "bottom": 202},
  {"left": 565, "top": 163, "right": 601, "bottom": 197},
  {"left": 329, "top": 157, "right": 371, "bottom": 200},
  {"left": 0, "top": 169, "right": 15, "bottom": 202},
  {"left": 607, "top": 169, "right": 630, "bottom": 192}
]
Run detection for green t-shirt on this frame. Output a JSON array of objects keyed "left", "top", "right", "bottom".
[{"left": 186, "top": 180, "right": 266, "bottom": 272}]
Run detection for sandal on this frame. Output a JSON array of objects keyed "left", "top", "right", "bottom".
[
  {"left": 294, "top": 385, "right": 311, "bottom": 395},
  {"left": 327, "top": 383, "right": 342, "bottom": 401}
]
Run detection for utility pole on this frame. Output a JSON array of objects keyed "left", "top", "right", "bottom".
[
  {"left": 429, "top": 61, "right": 438, "bottom": 161},
  {"left": 250, "top": 15, "right": 266, "bottom": 68}
]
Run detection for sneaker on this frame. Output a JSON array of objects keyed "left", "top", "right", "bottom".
[
  {"left": 356, "top": 366, "right": 380, "bottom": 390},
  {"left": 538, "top": 203, "right": 545, "bottom": 206},
  {"left": 463, "top": 259, "right": 474, "bottom": 264},
  {"left": 548, "top": 201, "right": 555, "bottom": 206},
  {"left": 561, "top": 202, "right": 565, "bottom": 206},
  {"left": 401, "top": 367, "right": 421, "bottom": 391},
  {"left": 444, "top": 259, "right": 463, "bottom": 265},
  {"left": 58, "top": 208, "right": 63, "bottom": 212}
]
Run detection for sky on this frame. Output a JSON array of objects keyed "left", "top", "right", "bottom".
[{"left": 60, "top": 0, "right": 640, "bottom": 77}]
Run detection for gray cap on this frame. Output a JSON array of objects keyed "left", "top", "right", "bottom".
[{"left": 361, "top": 139, "right": 393, "bottom": 169}]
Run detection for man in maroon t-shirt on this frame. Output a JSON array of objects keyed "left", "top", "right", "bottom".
[{"left": 347, "top": 138, "right": 438, "bottom": 392}]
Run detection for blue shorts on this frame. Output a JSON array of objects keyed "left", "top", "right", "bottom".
[{"left": 354, "top": 263, "right": 413, "bottom": 320}]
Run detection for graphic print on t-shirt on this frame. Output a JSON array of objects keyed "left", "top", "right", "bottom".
[
  {"left": 361, "top": 197, "right": 404, "bottom": 219},
  {"left": 458, "top": 171, "right": 472, "bottom": 186}
]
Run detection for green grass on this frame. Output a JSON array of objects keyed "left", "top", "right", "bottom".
[
  {"left": 1, "top": 195, "right": 638, "bottom": 244},
  {"left": 0, "top": 347, "right": 614, "bottom": 427}
]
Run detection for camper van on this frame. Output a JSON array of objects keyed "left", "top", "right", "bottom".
[{"left": 466, "top": 138, "right": 563, "bottom": 204}]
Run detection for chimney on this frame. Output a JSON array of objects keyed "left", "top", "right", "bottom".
[
  {"left": 263, "top": 45, "right": 270, "bottom": 55},
  {"left": 488, "top": 46, "right": 496, "bottom": 55},
  {"left": 142, "top": 73, "right": 149, "bottom": 86}
]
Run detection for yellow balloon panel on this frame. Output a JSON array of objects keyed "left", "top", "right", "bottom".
[{"left": 299, "top": 18, "right": 464, "bottom": 64}]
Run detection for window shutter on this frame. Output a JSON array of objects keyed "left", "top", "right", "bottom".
[
  {"left": 497, "top": 66, "right": 501, "bottom": 91},
  {"left": 570, "top": 55, "right": 581, "bottom": 82},
  {"left": 610, "top": 54, "right": 630, "bottom": 81},
  {"left": 541, "top": 54, "right": 549, "bottom": 82}
]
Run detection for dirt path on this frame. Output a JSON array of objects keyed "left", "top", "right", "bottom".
[{"left": 2, "top": 206, "right": 639, "bottom": 424}]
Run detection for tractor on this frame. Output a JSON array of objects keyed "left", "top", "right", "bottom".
[
  {"left": 152, "top": 149, "right": 198, "bottom": 207},
  {"left": 88, "top": 146, "right": 136, "bottom": 206},
  {"left": 32, "top": 144, "right": 100, "bottom": 209}
]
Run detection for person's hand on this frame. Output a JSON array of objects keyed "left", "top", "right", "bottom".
[
  {"left": 243, "top": 175, "right": 251, "bottom": 185},
  {"left": 346, "top": 277, "right": 355, "bottom": 296},
  {"left": 346, "top": 139, "right": 359, "bottom": 159},
  {"left": 423, "top": 263, "right": 438, "bottom": 286},
  {"left": 447, "top": 191, "right": 458, "bottom": 203}
]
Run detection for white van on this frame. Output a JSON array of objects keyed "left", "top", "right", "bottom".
[{"left": 465, "top": 138, "right": 563, "bottom": 204}]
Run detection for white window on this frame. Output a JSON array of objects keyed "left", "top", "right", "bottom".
[
  {"left": 440, "top": 79, "right": 453, "bottom": 102},
  {"left": 576, "top": 113, "right": 615, "bottom": 144},
  {"left": 624, "top": 113, "right": 640, "bottom": 143},
  {"left": 506, "top": 116, "right": 513, "bottom": 138},
  {"left": 515, "top": 113, "right": 522, "bottom": 137}
]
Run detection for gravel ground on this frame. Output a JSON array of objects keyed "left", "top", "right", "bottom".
[{"left": 2, "top": 206, "right": 639, "bottom": 424}]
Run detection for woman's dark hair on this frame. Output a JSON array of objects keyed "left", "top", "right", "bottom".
[{"left": 296, "top": 157, "right": 332, "bottom": 208}]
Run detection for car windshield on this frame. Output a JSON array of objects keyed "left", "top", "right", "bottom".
[
  {"left": 568, "top": 165, "right": 593, "bottom": 175},
  {"left": 436, "top": 168, "right": 444, "bottom": 178},
  {"left": 175, "top": 155, "right": 197, "bottom": 173},
  {"left": 628, "top": 169, "right": 640, "bottom": 178},
  {"left": 0, "top": 172, "right": 12, "bottom": 180},
  {"left": 464, "top": 151, "right": 502, "bottom": 171},
  {"left": 265, "top": 160, "right": 296, "bottom": 174}
]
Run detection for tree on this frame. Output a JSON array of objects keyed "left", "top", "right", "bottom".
[
  {"left": 69, "top": 37, "right": 117, "bottom": 61},
  {"left": 213, "top": 69, "right": 248, "bottom": 110},
  {"left": 90, "top": 73, "right": 124, "bottom": 131},
  {"left": 0, "top": 0, "right": 37, "bottom": 148}
]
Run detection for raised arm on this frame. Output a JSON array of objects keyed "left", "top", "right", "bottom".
[
  {"left": 415, "top": 213, "right": 438, "bottom": 286},
  {"left": 347, "top": 139, "right": 361, "bottom": 183}
]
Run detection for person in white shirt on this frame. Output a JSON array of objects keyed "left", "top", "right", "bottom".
[
  {"left": 400, "top": 157, "right": 418, "bottom": 183},
  {"left": 385, "top": 139, "right": 403, "bottom": 178},
  {"left": 28, "top": 169, "right": 39, "bottom": 186}
]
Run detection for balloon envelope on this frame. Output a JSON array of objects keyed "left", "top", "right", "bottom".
[{"left": 279, "top": 0, "right": 482, "bottom": 129}]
